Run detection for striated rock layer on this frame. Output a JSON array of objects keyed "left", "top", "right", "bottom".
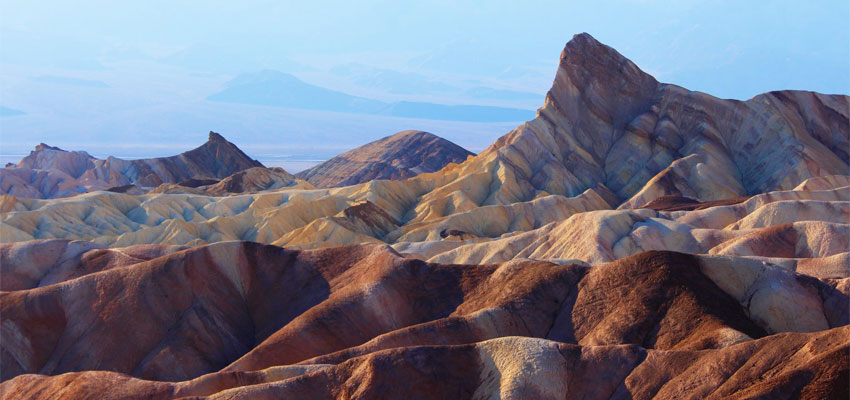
[
  {"left": 0, "top": 242, "right": 846, "bottom": 398},
  {"left": 1, "top": 173, "right": 845, "bottom": 272},
  {"left": 3, "top": 329, "right": 847, "bottom": 399}
]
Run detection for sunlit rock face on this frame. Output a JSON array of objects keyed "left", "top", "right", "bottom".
[
  {"left": 480, "top": 33, "right": 847, "bottom": 208},
  {"left": 1, "top": 33, "right": 848, "bottom": 399}
]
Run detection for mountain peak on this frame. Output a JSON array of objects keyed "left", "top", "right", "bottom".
[
  {"left": 568, "top": 32, "right": 602, "bottom": 47},
  {"left": 561, "top": 32, "right": 625, "bottom": 63},
  {"left": 527, "top": 32, "right": 660, "bottom": 169},
  {"left": 34, "top": 143, "right": 64, "bottom": 152},
  {"left": 386, "top": 130, "right": 433, "bottom": 141},
  {"left": 556, "top": 32, "right": 656, "bottom": 88},
  {"left": 208, "top": 131, "right": 227, "bottom": 143}
]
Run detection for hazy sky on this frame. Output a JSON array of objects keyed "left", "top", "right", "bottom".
[
  {"left": 0, "top": 1, "right": 848, "bottom": 169},
  {"left": 3, "top": 0, "right": 848, "bottom": 95}
]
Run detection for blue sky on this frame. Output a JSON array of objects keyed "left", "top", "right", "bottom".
[{"left": 1, "top": 1, "right": 848, "bottom": 170}]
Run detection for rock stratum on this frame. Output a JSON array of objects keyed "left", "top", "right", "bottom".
[
  {"left": 295, "top": 130, "right": 474, "bottom": 188},
  {"left": 0, "top": 32, "right": 848, "bottom": 399},
  {"left": 1, "top": 243, "right": 847, "bottom": 399}
]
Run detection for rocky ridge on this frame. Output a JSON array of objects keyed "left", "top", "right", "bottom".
[{"left": 0, "top": 132, "right": 264, "bottom": 198}]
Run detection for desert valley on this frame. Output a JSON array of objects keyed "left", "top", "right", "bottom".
[{"left": 0, "top": 33, "right": 848, "bottom": 399}]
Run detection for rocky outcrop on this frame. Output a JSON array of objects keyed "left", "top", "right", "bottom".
[
  {"left": 203, "top": 167, "right": 312, "bottom": 195},
  {"left": 15, "top": 144, "right": 96, "bottom": 180},
  {"left": 295, "top": 130, "right": 474, "bottom": 188},
  {"left": 467, "top": 33, "right": 847, "bottom": 208},
  {"left": 94, "top": 131, "right": 263, "bottom": 187},
  {"left": 0, "top": 132, "right": 263, "bottom": 198}
]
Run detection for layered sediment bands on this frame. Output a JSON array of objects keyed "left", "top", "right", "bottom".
[
  {"left": 0, "top": 239, "right": 187, "bottom": 291},
  {"left": 5, "top": 329, "right": 847, "bottom": 400},
  {"left": 148, "top": 167, "right": 314, "bottom": 196},
  {"left": 0, "top": 243, "right": 845, "bottom": 384},
  {"left": 425, "top": 186, "right": 850, "bottom": 269},
  {"left": 0, "top": 243, "right": 846, "bottom": 398},
  {"left": 0, "top": 181, "right": 615, "bottom": 248},
  {"left": 295, "top": 130, "right": 474, "bottom": 188},
  {"left": 439, "top": 33, "right": 848, "bottom": 209}
]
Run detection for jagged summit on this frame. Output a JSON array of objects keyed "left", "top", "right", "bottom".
[
  {"left": 33, "top": 143, "right": 65, "bottom": 152},
  {"left": 178, "top": 131, "right": 263, "bottom": 180},
  {"left": 482, "top": 32, "right": 847, "bottom": 208},
  {"left": 557, "top": 32, "right": 652, "bottom": 81},
  {"left": 547, "top": 32, "right": 659, "bottom": 143},
  {"left": 208, "top": 130, "right": 227, "bottom": 142}
]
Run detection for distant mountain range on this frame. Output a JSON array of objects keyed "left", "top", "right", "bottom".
[
  {"left": 0, "top": 129, "right": 475, "bottom": 198},
  {"left": 207, "top": 70, "right": 535, "bottom": 122},
  {"left": 0, "top": 132, "right": 264, "bottom": 198}
]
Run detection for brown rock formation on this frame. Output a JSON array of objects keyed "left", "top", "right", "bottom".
[
  {"left": 0, "top": 243, "right": 846, "bottom": 398},
  {"left": 88, "top": 131, "right": 263, "bottom": 187},
  {"left": 203, "top": 167, "right": 313, "bottom": 195},
  {"left": 640, "top": 194, "right": 751, "bottom": 211},
  {"left": 0, "top": 239, "right": 188, "bottom": 291},
  {"left": 6, "top": 328, "right": 847, "bottom": 400},
  {"left": 147, "top": 167, "right": 313, "bottom": 196},
  {"left": 295, "top": 130, "right": 474, "bottom": 188}
]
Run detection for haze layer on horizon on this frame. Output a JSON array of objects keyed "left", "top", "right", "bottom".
[{"left": 1, "top": 0, "right": 848, "bottom": 169}]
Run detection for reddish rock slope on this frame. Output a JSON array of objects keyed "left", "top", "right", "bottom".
[{"left": 0, "top": 242, "right": 846, "bottom": 398}]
